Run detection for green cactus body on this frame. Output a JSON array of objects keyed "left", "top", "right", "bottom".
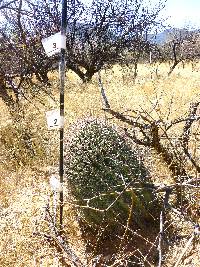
[{"left": 64, "top": 119, "right": 158, "bottom": 228}]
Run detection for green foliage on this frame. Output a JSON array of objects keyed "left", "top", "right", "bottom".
[{"left": 65, "top": 119, "right": 159, "bottom": 227}]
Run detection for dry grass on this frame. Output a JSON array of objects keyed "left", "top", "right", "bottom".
[{"left": 0, "top": 62, "right": 199, "bottom": 266}]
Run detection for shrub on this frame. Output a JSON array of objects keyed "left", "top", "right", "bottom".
[{"left": 0, "top": 121, "right": 47, "bottom": 168}]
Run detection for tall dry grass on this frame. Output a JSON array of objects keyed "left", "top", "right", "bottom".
[{"left": 0, "top": 62, "right": 199, "bottom": 266}]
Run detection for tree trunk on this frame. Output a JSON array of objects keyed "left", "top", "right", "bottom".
[
  {"left": 168, "top": 60, "right": 181, "bottom": 76},
  {"left": 0, "top": 85, "right": 18, "bottom": 114}
]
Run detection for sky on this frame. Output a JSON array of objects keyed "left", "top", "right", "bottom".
[
  {"left": 163, "top": 0, "right": 200, "bottom": 28},
  {"left": 82, "top": 0, "right": 200, "bottom": 29},
  {"left": 0, "top": 0, "right": 199, "bottom": 29}
]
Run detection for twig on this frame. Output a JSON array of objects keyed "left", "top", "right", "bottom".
[
  {"left": 158, "top": 210, "right": 164, "bottom": 267},
  {"left": 173, "top": 234, "right": 194, "bottom": 267},
  {"left": 98, "top": 70, "right": 110, "bottom": 109},
  {"left": 117, "top": 221, "right": 158, "bottom": 247},
  {"left": 118, "top": 189, "right": 135, "bottom": 253},
  {"left": 181, "top": 101, "right": 200, "bottom": 173},
  {"left": 44, "top": 204, "right": 85, "bottom": 267}
]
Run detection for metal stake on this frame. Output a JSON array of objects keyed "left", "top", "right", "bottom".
[{"left": 59, "top": 0, "right": 67, "bottom": 229}]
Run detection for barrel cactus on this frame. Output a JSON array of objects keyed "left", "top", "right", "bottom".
[{"left": 64, "top": 118, "right": 159, "bottom": 228}]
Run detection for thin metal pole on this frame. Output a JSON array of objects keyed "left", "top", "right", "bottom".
[{"left": 59, "top": 0, "right": 67, "bottom": 229}]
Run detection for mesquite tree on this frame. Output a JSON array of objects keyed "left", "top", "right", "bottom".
[
  {"left": 159, "top": 28, "right": 200, "bottom": 75},
  {"left": 0, "top": 0, "right": 165, "bottom": 109},
  {"left": 98, "top": 71, "right": 200, "bottom": 210},
  {"left": 63, "top": 0, "right": 165, "bottom": 81}
]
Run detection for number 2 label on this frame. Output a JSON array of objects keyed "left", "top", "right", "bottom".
[{"left": 46, "top": 109, "right": 62, "bottom": 130}]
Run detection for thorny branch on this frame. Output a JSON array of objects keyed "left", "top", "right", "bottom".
[
  {"left": 98, "top": 72, "right": 200, "bottom": 177},
  {"left": 41, "top": 70, "right": 199, "bottom": 267},
  {"left": 95, "top": 73, "right": 199, "bottom": 264},
  {"left": 43, "top": 174, "right": 199, "bottom": 265},
  {"left": 67, "top": 178, "right": 200, "bottom": 212},
  {"left": 181, "top": 101, "right": 200, "bottom": 173},
  {"left": 42, "top": 204, "right": 85, "bottom": 267}
]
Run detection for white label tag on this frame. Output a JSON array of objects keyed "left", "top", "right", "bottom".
[
  {"left": 42, "top": 32, "right": 66, "bottom": 57},
  {"left": 46, "top": 109, "right": 64, "bottom": 130},
  {"left": 49, "top": 175, "right": 63, "bottom": 192}
]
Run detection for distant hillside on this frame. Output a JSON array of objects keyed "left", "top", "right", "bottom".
[{"left": 148, "top": 28, "right": 197, "bottom": 44}]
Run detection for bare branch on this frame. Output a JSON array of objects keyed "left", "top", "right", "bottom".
[
  {"left": 98, "top": 70, "right": 110, "bottom": 109},
  {"left": 0, "top": 0, "right": 17, "bottom": 10},
  {"left": 181, "top": 101, "right": 200, "bottom": 173},
  {"left": 174, "top": 234, "right": 195, "bottom": 267}
]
